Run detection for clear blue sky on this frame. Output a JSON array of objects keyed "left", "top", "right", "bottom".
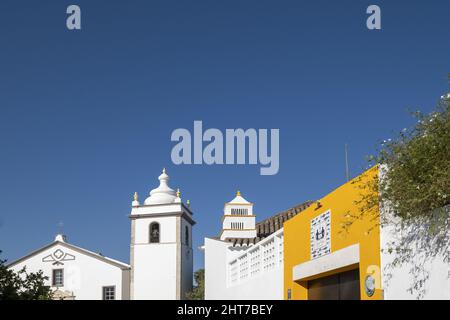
[{"left": 0, "top": 0, "right": 448, "bottom": 272}]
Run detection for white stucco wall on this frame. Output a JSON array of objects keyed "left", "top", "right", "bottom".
[
  {"left": 132, "top": 215, "right": 178, "bottom": 300},
  {"left": 222, "top": 216, "right": 256, "bottom": 229},
  {"left": 380, "top": 221, "right": 450, "bottom": 300},
  {"left": 217, "top": 265, "right": 283, "bottom": 300},
  {"left": 205, "top": 237, "right": 230, "bottom": 300},
  {"left": 133, "top": 242, "right": 178, "bottom": 299},
  {"left": 134, "top": 216, "right": 177, "bottom": 244},
  {"left": 220, "top": 229, "right": 257, "bottom": 240},
  {"left": 130, "top": 202, "right": 195, "bottom": 300},
  {"left": 378, "top": 167, "right": 450, "bottom": 300},
  {"left": 204, "top": 230, "right": 284, "bottom": 300},
  {"left": 224, "top": 204, "right": 253, "bottom": 215},
  {"left": 9, "top": 242, "right": 129, "bottom": 300}
]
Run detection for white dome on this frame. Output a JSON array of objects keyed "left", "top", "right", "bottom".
[{"left": 144, "top": 168, "right": 177, "bottom": 205}]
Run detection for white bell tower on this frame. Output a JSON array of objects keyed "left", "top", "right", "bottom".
[
  {"left": 129, "top": 168, "right": 195, "bottom": 300},
  {"left": 220, "top": 191, "right": 256, "bottom": 240}
]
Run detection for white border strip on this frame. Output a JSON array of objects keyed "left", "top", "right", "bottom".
[{"left": 293, "top": 243, "right": 360, "bottom": 281}]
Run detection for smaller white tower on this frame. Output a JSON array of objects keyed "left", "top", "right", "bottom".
[{"left": 220, "top": 191, "right": 256, "bottom": 240}]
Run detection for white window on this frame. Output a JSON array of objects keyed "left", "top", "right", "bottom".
[
  {"left": 102, "top": 286, "right": 115, "bottom": 300},
  {"left": 52, "top": 269, "right": 64, "bottom": 287}
]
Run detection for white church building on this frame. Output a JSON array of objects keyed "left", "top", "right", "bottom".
[
  {"left": 8, "top": 234, "right": 131, "bottom": 300},
  {"left": 8, "top": 169, "right": 195, "bottom": 300}
]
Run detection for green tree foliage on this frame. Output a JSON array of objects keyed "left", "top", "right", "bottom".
[
  {"left": 374, "top": 95, "right": 450, "bottom": 221},
  {"left": 350, "top": 93, "right": 450, "bottom": 298},
  {"left": 186, "top": 269, "right": 204, "bottom": 300},
  {"left": 0, "top": 251, "right": 53, "bottom": 300}
]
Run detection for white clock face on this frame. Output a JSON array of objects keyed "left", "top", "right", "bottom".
[{"left": 365, "top": 275, "right": 375, "bottom": 297}]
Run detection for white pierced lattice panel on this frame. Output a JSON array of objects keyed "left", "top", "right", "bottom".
[
  {"left": 239, "top": 254, "right": 248, "bottom": 281},
  {"left": 262, "top": 239, "right": 276, "bottom": 271},
  {"left": 229, "top": 260, "right": 238, "bottom": 285},
  {"left": 249, "top": 247, "right": 261, "bottom": 277},
  {"left": 278, "top": 234, "right": 284, "bottom": 264}
]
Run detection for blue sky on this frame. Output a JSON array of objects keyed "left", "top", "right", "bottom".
[{"left": 0, "top": 0, "right": 448, "bottom": 272}]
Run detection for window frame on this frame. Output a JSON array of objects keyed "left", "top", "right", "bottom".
[
  {"left": 102, "top": 285, "right": 116, "bottom": 300},
  {"left": 52, "top": 268, "right": 64, "bottom": 287}
]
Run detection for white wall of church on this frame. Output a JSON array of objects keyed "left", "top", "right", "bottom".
[
  {"left": 9, "top": 243, "right": 129, "bottom": 300},
  {"left": 134, "top": 216, "right": 177, "bottom": 244},
  {"left": 132, "top": 215, "right": 178, "bottom": 300},
  {"left": 133, "top": 242, "right": 178, "bottom": 299}
]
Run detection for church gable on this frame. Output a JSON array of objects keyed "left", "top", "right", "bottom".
[
  {"left": 8, "top": 237, "right": 129, "bottom": 270},
  {"left": 41, "top": 247, "right": 75, "bottom": 266}
]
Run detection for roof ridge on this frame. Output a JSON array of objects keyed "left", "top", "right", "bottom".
[{"left": 255, "top": 200, "right": 315, "bottom": 226}]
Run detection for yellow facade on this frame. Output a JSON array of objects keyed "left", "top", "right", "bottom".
[{"left": 284, "top": 166, "right": 382, "bottom": 300}]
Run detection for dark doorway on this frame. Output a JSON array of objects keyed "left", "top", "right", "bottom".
[{"left": 308, "top": 268, "right": 360, "bottom": 300}]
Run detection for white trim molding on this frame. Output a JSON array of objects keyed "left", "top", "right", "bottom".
[{"left": 293, "top": 243, "right": 360, "bottom": 281}]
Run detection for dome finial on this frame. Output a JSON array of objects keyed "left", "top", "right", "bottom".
[
  {"left": 176, "top": 188, "right": 181, "bottom": 198},
  {"left": 144, "top": 169, "right": 176, "bottom": 205},
  {"left": 134, "top": 192, "right": 138, "bottom": 202},
  {"left": 187, "top": 199, "right": 190, "bottom": 207},
  {"left": 236, "top": 190, "right": 241, "bottom": 197}
]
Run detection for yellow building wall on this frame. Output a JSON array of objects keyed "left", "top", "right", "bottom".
[{"left": 284, "top": 166, "right": 382, "bottom": 300}]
